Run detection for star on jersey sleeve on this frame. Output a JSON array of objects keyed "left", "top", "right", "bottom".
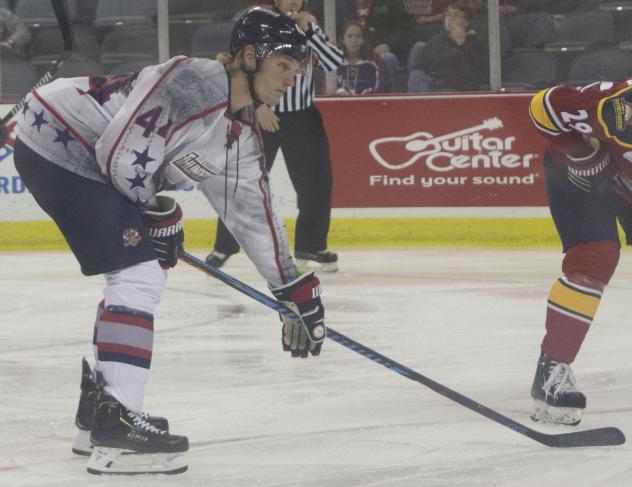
[{"left": 94, "top": 59, "right": 188, "bottom": 205}]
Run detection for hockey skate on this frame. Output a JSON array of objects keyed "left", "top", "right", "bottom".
[
  {"left": 530, "top": 352, "right": 586, "bottom": 426},
  {"left": 72, "top": 358, "right": 169, "bottom": 456},
  {"left": 87, "top": 393, "right": 188, "bottom": 475},
  {"left": 294, "top": 249, "right": 338, "bottom": 273}
]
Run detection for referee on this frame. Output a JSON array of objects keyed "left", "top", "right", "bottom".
[{"left": 207, "top": 0, "right": 343, "bottom": 272}]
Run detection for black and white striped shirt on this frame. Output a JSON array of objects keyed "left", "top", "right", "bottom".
[{"left": 275, "top": 21, "right": 343, "bottom": 113}]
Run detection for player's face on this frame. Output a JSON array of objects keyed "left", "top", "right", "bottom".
[
  {"left": 255, "top": 53, "right": 299, "bottom": 105},
  {"left": 276, "top": 0, "right": 303, "bottom": 15},
  {"left": 343, "top": 25, "right": 364, "bottom": 56}
]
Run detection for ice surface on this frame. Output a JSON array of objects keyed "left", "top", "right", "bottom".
[{"left": 1, "top": 248, "right": 631, "bottom": 486}]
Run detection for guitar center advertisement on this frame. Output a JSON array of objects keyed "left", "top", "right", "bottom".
[{"left": 316, "top": 93, "right": 549, "bottom": 207}]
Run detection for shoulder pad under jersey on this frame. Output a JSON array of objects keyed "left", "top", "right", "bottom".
[{"left": 529, "top": 86, "right": 576, "bottom": 136}]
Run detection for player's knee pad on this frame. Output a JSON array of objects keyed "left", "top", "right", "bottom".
[
  {"left": 562, "top": 240, "right": 620, "bottom": 288},
  {"left": 103, "top": 260, "right": 166, "bottom": 315}
]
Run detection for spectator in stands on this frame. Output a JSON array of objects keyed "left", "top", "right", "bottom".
[
  {"left": 0, "top": 5, "right": 31, "bottom": 59},
  {"left": 358, "top": 0, "right": 411, "bottom": 91},
  {"left": 409, "top": 0, "right": 449, "bottom": 42},
  {"left": 361, "top": 0, "right": 415, "bottom": 63},
  {"left": 405, "top": 1, "right": 450, "bottom": 92},
  {"left": 361, "top": 1, "right": 448, "bottom": 54},
  {"left": 336, "top": 20, "right": 385, "bottom": 95},
  {"left": 420, "top": 1, "right": 488, "bottom": 91},
  {"left": 359, "top": 1, "right": 448, "bottom": 91},
  {"left": 459, "top": 0, "right": 509, "bottom": 47}
]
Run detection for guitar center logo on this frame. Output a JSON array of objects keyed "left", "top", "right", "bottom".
[
  {"left": 369, "top": 117, "right": 537, "bottom": 172},
  {"left": 368, "top": 117, "right": 539, "bottom": 189}
]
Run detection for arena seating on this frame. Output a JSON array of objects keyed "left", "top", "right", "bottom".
[
  {"left": 3, "top": 1, "right": 632, "bottom": 101},
  {"left": 565, "top": 46, "right": 632, "bottom": 84},
  {"left": 16, "top": 0, "right": 77, "bottom": 65},
  {"left": 502, "top": 49, "right": 558, "bottom": 89}
]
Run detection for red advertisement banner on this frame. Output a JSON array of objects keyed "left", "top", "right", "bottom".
[{"left": 316, "top": 94, "right": 549, "bottom": 207}]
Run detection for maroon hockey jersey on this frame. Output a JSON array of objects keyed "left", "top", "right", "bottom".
[{"left": 529, "top": 79, "right": 632, "bottom": 179}]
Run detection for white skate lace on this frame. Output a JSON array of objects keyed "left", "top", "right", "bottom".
[
  {"left": 128, "top": 412, "right": 166, "bottom": 435},
  {"left": 542, "top": 363, "right": 578, "bottom": 400}
]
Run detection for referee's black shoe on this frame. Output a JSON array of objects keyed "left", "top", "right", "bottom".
[
  {"left": 205, "top": 250, "right": 232, "bottom": 268},
  {"left": 295, "top": 249, "right": 338, "bottom": 273}
]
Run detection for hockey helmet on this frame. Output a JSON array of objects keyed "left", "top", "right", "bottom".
[{"left": 229, "top": 6, "right": 308, "bottom": 74}]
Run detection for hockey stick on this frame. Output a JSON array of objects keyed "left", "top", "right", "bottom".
[
  {"left": 179, "top": 250, "right": 625, "bottom": 448},
  {"left": 0, "top": 0, "right": 75, "bottom": 130}
]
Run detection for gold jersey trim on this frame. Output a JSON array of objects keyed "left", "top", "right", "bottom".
[{"left": 529, "top": 88, "right": 560, "bottom": 136}]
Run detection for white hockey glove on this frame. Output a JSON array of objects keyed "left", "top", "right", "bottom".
[
  {"left": 270, "top": 272, "right": 326, "bottom": 358},
  {"left": 141, "top": 196, "right": 184, "bottom": 269}
]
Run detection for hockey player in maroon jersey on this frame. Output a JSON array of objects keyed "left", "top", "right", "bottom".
[
  {"left": 528, "top": 79, "right": 632, "bottom": 425},
  {"left": 13, "top": 7, "right": 327, "bottom": 474}
]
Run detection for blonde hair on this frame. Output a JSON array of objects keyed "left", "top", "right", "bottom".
[{"left": 216, "top": 49, "right": 245, "bottom": 74}]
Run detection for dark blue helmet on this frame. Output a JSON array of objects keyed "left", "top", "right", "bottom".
[{"left": 229, "top": 7, "right": 308, "bottom": 71}]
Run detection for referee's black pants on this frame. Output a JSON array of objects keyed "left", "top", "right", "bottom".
[{"left": 214, "top": 105, "right": 334, "bottom": 256}]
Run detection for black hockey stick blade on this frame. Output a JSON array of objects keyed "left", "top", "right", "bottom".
[
  {"left": 327, "top": 327, "right": 626, "bottom": 448},
  {"left": 1, "top": 0, "right": 74, "bottom": 129},
  {"left": 526, "top": 427, "right": 625, "bottom": 448},
  {"left": 179, "top": 250, "right": 626, "bottom": 448}
]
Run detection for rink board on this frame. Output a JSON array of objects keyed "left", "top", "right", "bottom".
[
  {"left": 0, "top": 94, "right": 570, "bottom": 250},
  {"left": 0, "top": 217, "right": 564, "bottom": 251}
]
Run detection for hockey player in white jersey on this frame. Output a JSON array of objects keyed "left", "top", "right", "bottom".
[{"left": 13, "top": 6, "right": 326, "bottom": 475}]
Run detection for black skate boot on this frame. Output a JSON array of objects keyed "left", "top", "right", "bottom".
[
  {"left": 87, "top": 394, "right": 188, "bottom": 475},
  {"left": 530, "top": 352, "right": 586, "bottom": 426},
  {"left": 294, "top": 249, "right": 338, "bottom": 273},
  {"left": 72, "top": 357, "right": 169, "bottom": 456},
  {"left": 205, "top": 249, "right": 231, "bottom": 268}
]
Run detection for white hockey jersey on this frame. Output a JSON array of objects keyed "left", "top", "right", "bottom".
[{"left": 16, "top": 56, "right": 297, "bottom": 286}]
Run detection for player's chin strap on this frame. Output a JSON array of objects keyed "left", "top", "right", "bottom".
[{"left": 246, "top": 70, "right": 264, "bottom": 110}]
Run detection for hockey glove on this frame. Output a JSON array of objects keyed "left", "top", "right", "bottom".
[
  {"left": 270, "top": 272, "right": 326, "bottom": 358},
  {"left": 141, "top": 196, "right": 184, "bottom": 269},
  {"left": 612, "top": 171, "right": 632, "bottom": 204},
  {"left": 565, "top": 138, "right": 616, "bottom": 194}
]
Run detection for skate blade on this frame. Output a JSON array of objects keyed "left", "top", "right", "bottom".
[
  {"left": 530, "top": 399, "right": 583, "bottom": 426},
  {"left": 87, "top": 447, "right": 187, "bottom": 475},
  {"left": 71, "top": 429, "right": 93, "bottom": 456},
  {"left": 295, "top": 259, "right": 339, "bottom": 273}
]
